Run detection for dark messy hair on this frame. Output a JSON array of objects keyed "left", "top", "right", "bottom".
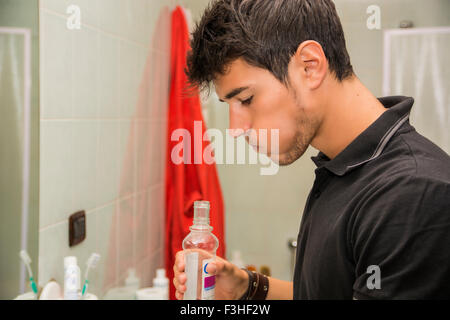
[{"left": 186, "top": 0, "right": 354, "bottom": 93}]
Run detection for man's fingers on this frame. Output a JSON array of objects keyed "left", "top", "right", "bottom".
[
  {"left": 205, "top": 262, "right": 217, "bottom": 274},
  {"left": 178, "top": 272, "right": 187, "bottom": 285},
  {"left": 174, "top": 251, "right": 235, "bottom": 300},
  {"left": 205, "top": 257, "right": 231, "bottom": 276},
  {"left": 173, "top": 272, "right": 186, "bottom": 287},
  {"left": 173, "top": 250, "right": 190, "bottom": 300},
  {"left": 174, "top": 251, "right": 185, "bottom": 272},
  {"left": 175, "top": 291, "right": 184, "bottom": 300}
]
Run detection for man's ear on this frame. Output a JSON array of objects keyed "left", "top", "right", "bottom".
[{"left": 291, "top": 40, "right": 328, "bottom": 90}]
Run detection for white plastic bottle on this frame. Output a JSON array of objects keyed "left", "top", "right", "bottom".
[
  {"left": 153, "top": 268, "right": 169, "bottom": 300},
  {"left": 182, "top": 201, "right": 219, "bottom": 300},
  {"left": 125, "top": 268, "right": 141, "bottom": 290},
  {"left": 64, "top": 256, "right": 80, "bottom": 300}
]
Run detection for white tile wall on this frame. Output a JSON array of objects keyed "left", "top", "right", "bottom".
[
  {"left": 40, "top": 13, "right": 73, "bottom": 119},
  {"left": 38, "top": 0, "right": 171, "bottom": 298}
]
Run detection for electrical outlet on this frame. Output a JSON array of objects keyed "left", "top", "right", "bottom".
[{"left": 69, "top": 210, "right": 86, "bottom": 247}]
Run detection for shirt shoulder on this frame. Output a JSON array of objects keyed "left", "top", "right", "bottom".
[
  {"left": 350, "top": 169, "right": 450, "bottom": 299},
  {"left": 397, "top": 127, "right": 450, "bottom": 182},
  {"left": 360, "top": 126, "right": 450, "bottom": 193}
]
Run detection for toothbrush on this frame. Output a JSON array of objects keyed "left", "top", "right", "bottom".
[
  {"left": 81, "top": 253, "right": 100, "bottom": 298},
  {"left": 19, "top": 250, "right": 38, "bottom": 297}
]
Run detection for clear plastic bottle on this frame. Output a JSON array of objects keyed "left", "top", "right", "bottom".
[{"left": 182, "top": 201, "right": 219, "bottom": 300}]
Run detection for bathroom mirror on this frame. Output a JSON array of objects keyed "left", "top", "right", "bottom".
[
  {"left": 0, "top": 0, "right": 40, "bottom": 299},
  {"left": 0, "top": 0, "right": 448, "bottom": 300}
]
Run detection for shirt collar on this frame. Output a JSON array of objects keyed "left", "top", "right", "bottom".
[{"left": 311, "top": 96, "right": 414, "bottom": 176}]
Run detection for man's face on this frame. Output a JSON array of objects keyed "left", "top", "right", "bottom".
[{"left": 214, "top": 58, "right": 321, "bottom": 166}]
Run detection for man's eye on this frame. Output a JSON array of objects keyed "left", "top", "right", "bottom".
[{"left": 241, "top": 96, "right": 253, "bottom": 105}]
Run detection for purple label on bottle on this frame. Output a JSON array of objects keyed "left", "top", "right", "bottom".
[{"left": 204, "top": 275, "right": 215, "bottom": 290}]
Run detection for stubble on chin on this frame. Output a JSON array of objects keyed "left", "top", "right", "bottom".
[{"left": 272, "top": 108, "right": 318, "bottom": 166}]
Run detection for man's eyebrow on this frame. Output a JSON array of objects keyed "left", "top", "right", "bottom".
[{"left": 218, "top": 86, "right": 249, "bottom": 102}]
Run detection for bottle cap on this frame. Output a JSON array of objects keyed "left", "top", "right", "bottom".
[
  {"left": 194, "top": 201, "right": 210, "bottom": 209},
  {"left": 128, "top": 268, "right": 136, "bottom": 278},
  {"left": 125, "top": 268, "right": 140, "bottom": 286},
  {"left": 156, "top": 268, "right": 166, "bottom": 279},
  {"left": 193, "top": 200, "right": 210, "bottom": 225},
  {"left": 153, "top": 268, "right": 169, "bottom": 288},
  {"left": 125, "top": 268, "right": 140, "bottom": 292},
  {"left": 64, "top": 256, "right": 77, "bottom": 268}
]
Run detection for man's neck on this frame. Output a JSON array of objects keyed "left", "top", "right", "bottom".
[{"left": 311, "top": 76, "right": 388, "bottom": 160}]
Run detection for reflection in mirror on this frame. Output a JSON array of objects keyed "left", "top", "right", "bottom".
[{"left": 0, "top": 0, "right": 40, "bottom": 299}]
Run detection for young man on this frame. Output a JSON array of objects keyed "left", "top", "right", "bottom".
[{"left": 173, "top": 0, "right": 450, "bottom": 299}]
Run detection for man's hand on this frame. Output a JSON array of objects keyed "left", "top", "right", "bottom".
[{"left": 173, "top": 250, "right": 249, "bottom": 300}]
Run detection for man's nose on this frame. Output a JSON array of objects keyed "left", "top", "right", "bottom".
[{"left": 229, "top": 104, "right": 250, "bottom": 138}]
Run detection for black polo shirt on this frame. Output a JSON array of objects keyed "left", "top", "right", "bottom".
[{"left": 293, "top": 96, "right": 450, "bottom": 299}]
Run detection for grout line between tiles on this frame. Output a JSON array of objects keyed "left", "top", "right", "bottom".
[
  {"left": 40, "top": 7, "right": 167, "bottom": 54},
  {"left": 40, "top": 117, "right": 166, "bottom": 123},
  {"left": 38, "top": 183, "right": 163, "bottom": 233}
]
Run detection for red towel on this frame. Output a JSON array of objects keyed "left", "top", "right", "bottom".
[{"left": 165, "top": 6, "right": 226, "bottom": 300}]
